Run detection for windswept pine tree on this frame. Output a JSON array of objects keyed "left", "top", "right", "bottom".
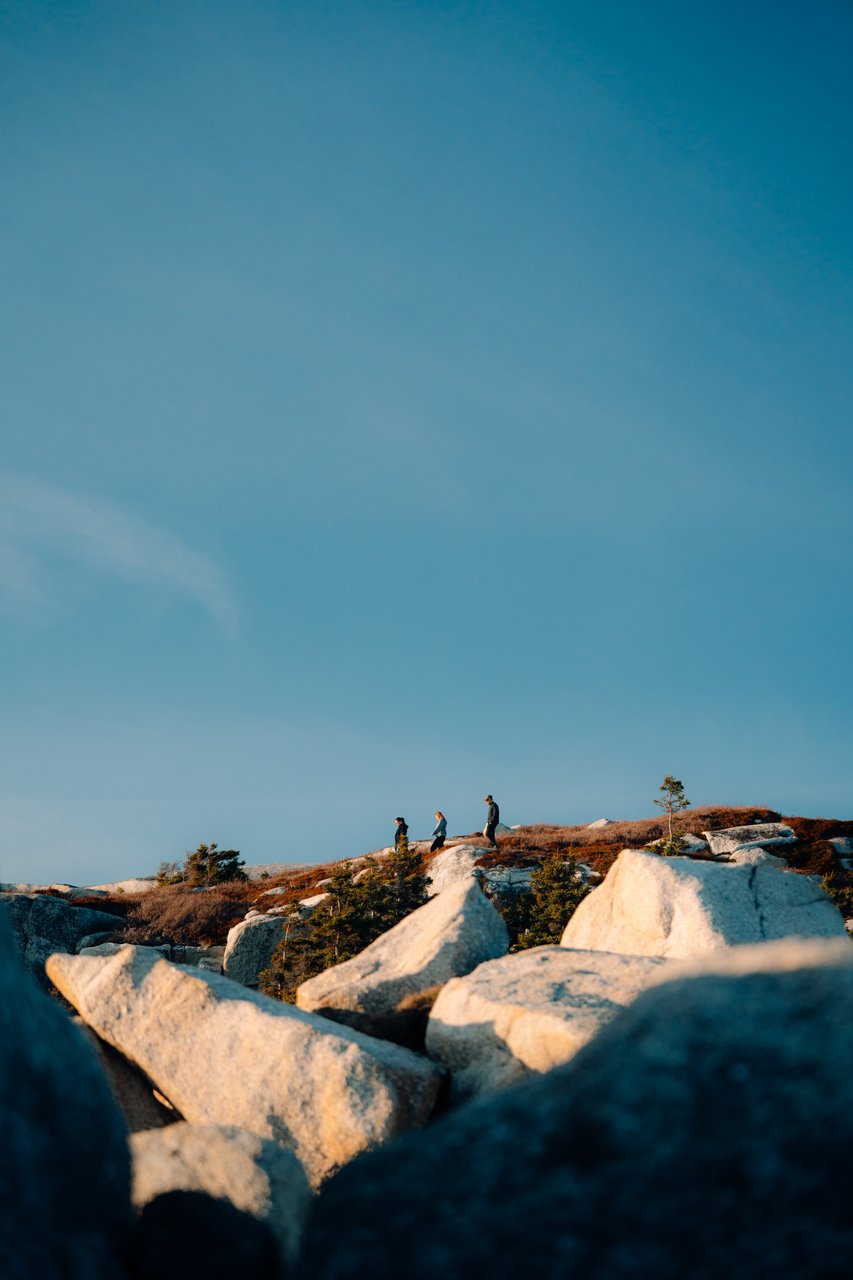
[
  {"left": 156, "top": 842, "right": 247, "bottom": 887},
  {"left": 652, "top": 776, "right": 691, "bottom": 855}
]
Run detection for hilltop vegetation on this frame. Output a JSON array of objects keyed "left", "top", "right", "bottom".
[{"left": 59, "top": 804, "right": 853, "bottom": 954}]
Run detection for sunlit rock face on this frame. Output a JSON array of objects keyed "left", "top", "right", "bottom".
[{"left": 560, "top": 849, "right": 846, "bottom": 958}]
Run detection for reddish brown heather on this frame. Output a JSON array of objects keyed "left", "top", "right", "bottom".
[{"left": 121, "top": 883, "right": 256, "bottom": 947}]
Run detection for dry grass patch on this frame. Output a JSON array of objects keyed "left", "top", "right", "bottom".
[{"left": 122, "top": 884, "right": 257, "bottom": 947}]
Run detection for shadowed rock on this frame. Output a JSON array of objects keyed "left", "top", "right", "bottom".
[
  {"left": 298, "top": 938, "right": 853, "bottom": 1280},
  {"left": 74, "top": 1018, "right": 178, "bottom": 1132},
  {"left": 128, "top": 1190, "right": 281, "bottom": 1280},
  {"left": 0, "top": 892, "right": 125, "bottom": 985},
  {"left": 0, "top": 916, "right": 132, "bottom": 1279},
  {"left": 131, "top": 1122, "right": 310, "bottom": 1261}
]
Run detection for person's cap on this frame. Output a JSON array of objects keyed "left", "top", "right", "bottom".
[{"left": 483, "top": 795, "right": 492, "bottom": 802}]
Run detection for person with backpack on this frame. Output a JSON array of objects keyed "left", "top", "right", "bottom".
[
  {"left": 430, "top": 811, "right": 447, "bottom": 853},
  {"left": 483, "top": 795, "right": 500, "bottom": 848}
]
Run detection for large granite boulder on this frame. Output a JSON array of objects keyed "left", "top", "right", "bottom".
[
  {"left": 222, "top": 914, "right": 289, "bottom": 986},
  {"left": 47, "top": 945, "right": 442, "bottom": 1187},
  {"left": 0, "top": 917, "right": 132, "bottom": 1279},
  {"left": 426, "top": 946, "right": 668, "bottom": 1098},
  {"left": 296, "top": 880, "right": 508, "bottom": 1042},
  {"left": 131, "top": 1123, "right": 311, "bottom": 1262},
  {"left": 425, "top": 844, "right": 484, "bottom": 894},
  {"left": 703, "top": 822, "right": 796, "bottom": 855},
  {"left": 560, "top": 849, "right": 845, "bottom": 958},
  {"left": 0, "top": 892, "right": 125, "bottom": 985},
  {"left": 298, "top": 937, "right": 853, "bottom": 1280}
]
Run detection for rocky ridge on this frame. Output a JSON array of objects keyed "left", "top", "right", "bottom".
[{"left": 3, "top": 814, "right": 853, "bottom": 1277}]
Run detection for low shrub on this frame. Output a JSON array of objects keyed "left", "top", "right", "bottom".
[{"left": 123, "top": 884, "right": 255, "bottom": 947}]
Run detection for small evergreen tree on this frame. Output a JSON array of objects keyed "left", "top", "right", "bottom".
[
  {"left": 260, "top": 843, "right": 429, "bottom": 1004},
  {"left": 485, "top": 879, "right": 533, "bottom": 951},
  {"left": 523, "top": 855, "right": 590, "bottom": 947},
  {"left": 652, "top": 775, "right": 691, "bottom": 855},
  {"left": 486, "top": 855, "right": 590, "bottom": 950},
  {"left": 382, "top": 834, "right": 430, "bottom": 925},
  {"left": 162, "top": 842, "right": 247, "bottom": 886}
]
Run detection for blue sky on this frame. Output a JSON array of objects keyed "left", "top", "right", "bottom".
[{"left": 2, "top": 0, "right": 852, "bottom": 884}]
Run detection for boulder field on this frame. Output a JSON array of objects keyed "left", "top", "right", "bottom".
[{"left": 4, "top": 824, "right": 853, "bottom": 1278}]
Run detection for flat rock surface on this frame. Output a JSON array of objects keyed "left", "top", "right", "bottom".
[
  {"left": 703, "top": 822, "right": 796, "bottom": 854},
  {"left": 560, "top": 849, "right": 846, "bottom": 958},
  {"left": 0, "top": 917, "right": 132, "bottom": 1279},
  {"left": 131, "top": 1123, "right": 311, "bottom": 1262},
  {"left": 727, "top": 848, "right": 788, "bottom": 868},
  {"left": 298, "top": 938, "right": 853, "bottom": 1280},
  {"left": 296, "top": 880, "right": 508, "bottom": 1037},
  {"left": 426, "top": 946, "right": 668, "bottom": 1097},
  {"left": 47, "top": 945, "right": 442, "bottom": 1187}
]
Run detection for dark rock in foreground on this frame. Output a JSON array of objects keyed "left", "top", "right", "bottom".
[
  {"left": 129, "top": 1190, "right": 282, "bottom": 1280},
  {"left": 0, "top": 915, "right": 132, "bottom": 1279},
  {"left": 298, "top": 938, "right": 853, "bottom": 1280}
]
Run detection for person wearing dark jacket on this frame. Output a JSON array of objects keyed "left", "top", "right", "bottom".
[
  {"left": 483, "top": 795, "right": 500, "bottom": 848},
  {"left": 394, "top": 817, "right": 408, "bottom": 846},
  {"left": 430, "top": 811, "right": 447, "bottom": 853}
]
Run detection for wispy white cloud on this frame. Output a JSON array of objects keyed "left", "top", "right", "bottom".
[{"left": 0, "top": 474, "right": 236, "bottom": 630}]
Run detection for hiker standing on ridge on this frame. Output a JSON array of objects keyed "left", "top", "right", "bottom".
[
  {"left": 430, "top": 811, "right": 447, "bottom": 853},
  {"left": 394, "top": 816, "right": 409, "bottom": 847},
  {"left": 483, "top": 795, "right": 500, "bottom": 849}
]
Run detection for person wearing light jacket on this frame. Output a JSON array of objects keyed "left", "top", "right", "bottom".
[{"left": 430, "top": 811, "right": 447, "bottom": 853}]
